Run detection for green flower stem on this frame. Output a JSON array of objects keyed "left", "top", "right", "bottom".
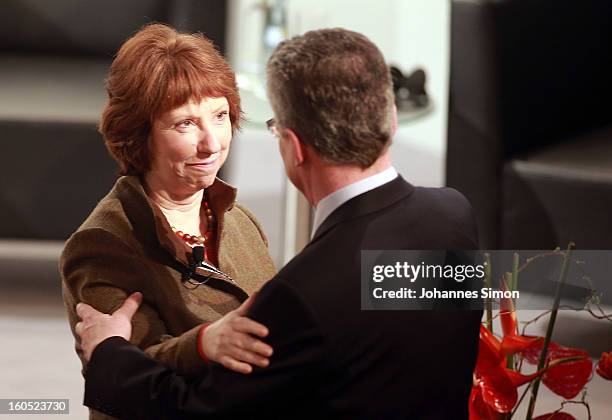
[
  {"left": 485, "top": 253, "right": 493, "bottom": 332},
  {"left": 505, "top": 272, "right": 515, "bottom": 370},
  {"left": 512, "top": 252, "right": 519, "bottom": 305},
  {"left": 525, "top": 243, "right": 575, "bottom": 420},
  {"left": 511, "top": 381, "right": 533, "bottom": 417},
  {"left": 510, "top": 253, "right": 519, "bottom": 370}
]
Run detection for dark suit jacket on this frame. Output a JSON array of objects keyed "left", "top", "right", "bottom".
[{"left": 84, "top": 176, "right": 482, "bottom": 419}]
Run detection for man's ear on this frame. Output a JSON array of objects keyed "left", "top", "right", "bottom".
[
  {"left": 391, "top": 104, "right": 398, "bottom": 137},
  {"left": 285, "top": 128, "right": 306, "bottom": 166}
]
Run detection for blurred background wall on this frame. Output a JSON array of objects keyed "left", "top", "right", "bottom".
[{"left": 0, "top": 1, "right": 610, "bottom": 418}]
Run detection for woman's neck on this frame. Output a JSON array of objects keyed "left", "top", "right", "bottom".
[
  {"left": 144, "top": 172, "right": 203, "bottom": 209},
  {"left": 144, "top": 176, "right": 205, "bottom": 235},
  {"left": 149, "top": 189, "right": 203, "bottom": 212}
]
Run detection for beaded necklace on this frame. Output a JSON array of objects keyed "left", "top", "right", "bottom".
[{"left": 171, "top": 195, "right": 215, "bottom": 252}]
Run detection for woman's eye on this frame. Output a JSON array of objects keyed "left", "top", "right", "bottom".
[
  {"left": 215, "top": 111, "right": 229, "bottom": 122},
  {"left": 176, "top": 120, "right": 196, "bottom": 128}
]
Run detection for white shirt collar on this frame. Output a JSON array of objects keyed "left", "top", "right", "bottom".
[{"left": 311, "top": 166, "right": 398, "bottom": 237}]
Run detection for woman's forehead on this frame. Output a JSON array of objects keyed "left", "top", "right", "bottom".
[{"left": 163, "top": 97, "right": 229, "bottom": 117}]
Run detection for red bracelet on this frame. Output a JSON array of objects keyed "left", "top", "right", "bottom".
[{"left": 197, "top": 323, "right": 211, "bottom": 364}]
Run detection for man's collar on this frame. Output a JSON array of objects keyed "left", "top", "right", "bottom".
[
  {"left": 311, "top": 166, "right": 398, "bottom": 237},
  {"left": 309, "top": 173, "right": 414, "bottom": 244}
]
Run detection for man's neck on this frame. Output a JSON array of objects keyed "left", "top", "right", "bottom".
[{"left": 305, "top": 151, "right": 392, "bottom": 207}]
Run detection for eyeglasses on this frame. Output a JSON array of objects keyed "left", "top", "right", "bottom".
[{"left": 266, "top": 118, "right": 280, "bottom": 138}]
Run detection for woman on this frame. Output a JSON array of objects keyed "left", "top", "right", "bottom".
[{"left": 60, "top": 24, "right": 276, "bottom": 419}]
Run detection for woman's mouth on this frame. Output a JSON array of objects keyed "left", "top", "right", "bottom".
[{"left": 186, "top": 156, "right": 219, "bottom": 170}]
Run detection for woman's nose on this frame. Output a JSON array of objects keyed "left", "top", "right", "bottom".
[{"left": 196, "top": 123, "right": 221, "bottom": 155}]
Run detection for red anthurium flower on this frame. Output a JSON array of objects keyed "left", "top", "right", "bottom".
[
  {"left": 504, "top": 368, "right": 541, "bottom": 387},
  {"left": 477, "top": 363, "right": 518, "bottom": 413},
  {"left": 473, "top": 282, "right": 599, "bottom": 418},
  {"left": 501, "top": 334, "right": 543, "bottom": 357},
  {"left": 596, "top": 351, "right": 612, "bottom": 380},
  {"left": 499, "top": 282, "right": 518, "bottom": 337},
  {"left": 469, "top": 385, "right": 502, "bottom": 420},
  {"left": 542, "top": 357, "right": 593, "bottom": 400},
  {"left": 473, "top": 363, "right": 548, "bottom": 415},
  {"left": 478, "top": 325, "right": 543, "bottom": 363},
  {"left": 496, "top": 290, "right": 545, "bottom": 358},
  {"left": 522, "top": 340, "right": 562, "bottom": 365},
  {"left": 533, "top": 412, "right": 576, "bottom": 420},
  {"left": 473, "top": 326, "right": 551, "bottom": 414},
  {"left": 523, "top": 340, "right": 593, "bottom": 399},
  {"left": 474, "top": 327, "right": 518, "bottom": 414},
  {"left": 477, "top": 326, "right": 504, "bottom": 370},
  {"left": 543, "top": 355, "right": 593, "bottom": 399}
]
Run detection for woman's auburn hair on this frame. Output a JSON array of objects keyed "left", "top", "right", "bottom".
[{"left": 99, "top": 23, "right": 242, "bottom": 175}]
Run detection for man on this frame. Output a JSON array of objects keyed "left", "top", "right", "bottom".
[{"left": 77, "top": 28, "right": 481, "bottom": 419}]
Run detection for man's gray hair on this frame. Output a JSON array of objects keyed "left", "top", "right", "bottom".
[{"left": 266, "top": 28, "right": 394, "bottom": 168}]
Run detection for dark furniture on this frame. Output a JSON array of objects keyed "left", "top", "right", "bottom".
[{"left": 447, "top": 0, "right": 612, "bottom": 250}]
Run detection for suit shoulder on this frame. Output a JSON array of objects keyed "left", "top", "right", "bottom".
[
  {"left": 412, "top": 185, "right": 470, "bottom": 207},
  {"left": 411, "top": 186, "right": 472, "bottom": 220},
  {"left": 410, "top": 186, "right": 478, "bottom": 248}
]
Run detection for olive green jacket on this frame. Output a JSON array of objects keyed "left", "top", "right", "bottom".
[{"left": 61, "top": 176, "right": 276, "bottom": 417}]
